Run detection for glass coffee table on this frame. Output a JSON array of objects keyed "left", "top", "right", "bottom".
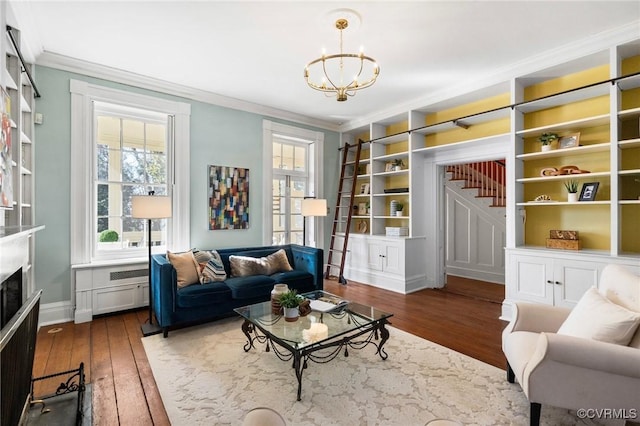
[{"left": 234, "top": 290, "right": 393, "bottom": 401}]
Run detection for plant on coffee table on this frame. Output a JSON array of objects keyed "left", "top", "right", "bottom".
[{"left": 279, "top": 290, "right": 302, "bottom": 322}]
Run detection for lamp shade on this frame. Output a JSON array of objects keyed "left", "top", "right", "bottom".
[
  {"left": 301, "top": 198, "right": 327, "bottom": 217},
  {"left": 131, "top": 195, "right": 172, "bottom": 219}
]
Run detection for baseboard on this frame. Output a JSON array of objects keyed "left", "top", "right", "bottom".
[{"left": 39, "top": 300, "right": 74, "bottom": 326}]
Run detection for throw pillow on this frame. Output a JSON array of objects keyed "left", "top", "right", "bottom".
[
  {"left": 199, "top": 250, "right": 227, "bottom": 283},
  {"left": 230, "top": 249, "right": 293, "bottom": 277},
  {"left": 192, "top": 249, "right": 213, "bottom": 265},
  {"left": 166, "top": 251, "right": 199, "bottom": 288},
  {"left": 264, "top": 249, "right": 293, "bottom": 274},
  {"left": 557, "top": 287, "right": 640, "bottom": 345}
]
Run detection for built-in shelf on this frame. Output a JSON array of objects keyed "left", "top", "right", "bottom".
[
  {"left": 517, "top": 201, "right": 611, "bottom": 206},
  {"left": 516, "top": 83, "right": 609, "bottom": 113},
  {"left": 619, "top": 138, "right": 640, "bottom": 149},
  {"left": 516, "top": 114, "right": 610, "bottom": 138},
  {"left": 517, "top": 171, "right": 610, "bottom": 183},
  {"left": 517, "top": 143, "right": 611, "bottom": 160}
]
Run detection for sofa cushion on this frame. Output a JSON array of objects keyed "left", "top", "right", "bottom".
[
  {"left": 270, "top": 270, "right": 315, "bottom": 293},
  {"left": 167, "top": 251, "right": 199, "bottom": 288},
  {"left": 225, "top": 275, "right": 276, "bottom": 299},
  {"left": 230, "top": 249, "right": 293, "bottom": 277},
  {"left": 176, "top": 281, "right": 233, "bottom": 308},
  {"left": 558, "top": 287, "right": 640, "bottom": 346}
]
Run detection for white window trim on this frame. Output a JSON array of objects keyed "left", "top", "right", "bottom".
[
  {"left": 262, "top": 120, "right": 324, "bottom": 247},
  {"left": 70, "top": 79, "right": 190, "bottom": 265}
]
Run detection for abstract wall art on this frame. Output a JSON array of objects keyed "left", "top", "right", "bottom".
[{"left": 208, "top": 165, "right": 249, "bottom": 230}]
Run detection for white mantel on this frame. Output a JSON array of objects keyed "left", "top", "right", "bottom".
[{"left": 0, "top": 226, "right": 44, "bottom": 301}]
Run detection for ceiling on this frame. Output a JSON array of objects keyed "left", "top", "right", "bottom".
[{"left": 10, "top": 1, "right": 640, "bottom": 128}]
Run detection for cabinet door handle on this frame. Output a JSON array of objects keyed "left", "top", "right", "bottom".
[
  {"left": 546, "top": 280, "right": 553, "bottom": 284},
  {"left": 555, "top": 281, "right": 561, "bottom": 285}
]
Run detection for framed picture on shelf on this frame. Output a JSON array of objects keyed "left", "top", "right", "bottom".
[
  {"left": 358, "top": 203, "right": 367, "bottom": 215},
  {"left": 579, "top": 182, "right": 599, "bottom": 201},
  {"left": 384, "top": 162, "right": 393, "bottom": 172},
  {"left": 558, "top": 132, "right": 580, "bottom": 149},
  {"left": 359, "top": 183, "right": 370, "bottom": 195}
]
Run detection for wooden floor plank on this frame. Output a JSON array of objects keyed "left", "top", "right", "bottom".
[
  {"left": 69, "top": 321, "right": 92, "bottom": 385},
  {"left": 35, "top": 323, "right": 75, "bottom": 397},
  {"left": 123, "top": 311, "right": 170, "bottom": 426},
  {"left": 90, "top": 317, "right": 119, "bottom": 426},
  {"left": 105, "top": 315, "right": 154, "bottom": 425}
]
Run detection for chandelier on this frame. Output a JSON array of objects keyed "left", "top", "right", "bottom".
[{"left": 304, "top": 18, "right": 380, "bottom": 102}]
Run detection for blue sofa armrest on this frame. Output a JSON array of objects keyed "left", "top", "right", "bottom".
[
  {"left": 151, "top": 254, "right": 177, "bottom": 327},
  {"left": 289, "top": 244, "right": 324, "bottom": 290}
]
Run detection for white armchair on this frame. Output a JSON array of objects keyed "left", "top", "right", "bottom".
[{"left": 502, "top": 264, "right": 640, "bottom": 425}]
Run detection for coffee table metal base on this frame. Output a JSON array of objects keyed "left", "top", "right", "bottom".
[{"left": 240, "top": 317, "right": 390, "bottom": 401}]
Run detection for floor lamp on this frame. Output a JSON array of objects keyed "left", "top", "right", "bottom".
[
  {"left": 132, "top": 192, "right": 172, "bottom": 336},
  {"left": 301, "top": 198, "right": 327, "bottom": 247}
]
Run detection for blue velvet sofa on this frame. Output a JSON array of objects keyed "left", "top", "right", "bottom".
[{"left": 150, "top": 244, "right": 323, "bottom": 337}]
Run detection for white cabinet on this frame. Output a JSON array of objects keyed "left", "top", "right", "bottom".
[
  {"left": 73, "top": 261, "right": 148, "bottom": 323},
  {"left": 366, "top": 239, "right": 402, "bottom": 275},
  {"left": 503, "top": 248, "right": 640, "bottom": 320},
  {"left": 344, "top": 234, "right": 426, "bottom": 294}
]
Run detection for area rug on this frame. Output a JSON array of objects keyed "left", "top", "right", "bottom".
[{"left": 142, "top": 317, "right": 598, "bottom": 426}]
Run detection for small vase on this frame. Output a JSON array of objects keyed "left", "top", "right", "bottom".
[
  {"left": 541, "top": 144, "right": 552, "bottom": 152},
  {"left": 568, "top": 193, "right": 578, "bottom": 203},
  {"left": 396, "top": 210, "right": 404, "bottom": 217},
  {"left": 271, "top": 283, "right": 289, "bottom": 315},
  {"left": 283, "top": 307, "right": 299, "bottom": 322}
]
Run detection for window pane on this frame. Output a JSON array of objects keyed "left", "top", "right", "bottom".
[
  {"left": 96, "top": 145, "right": 109, "bottom": 181},
  {"left": 146, "top": 153, "right": 167, "bottom": 184},
  {"left": 146, "top": 123, "right": 166, "bottom": 154},
  {"left": 96, "top": 116, "right": 121, "bottom": 149},
  {"left": 272, "top": 142, "right": 282, "bottom": 169},
  {"left": 122, "top": 119, "right": 145, "bottom": 150},
  {"left": 281, "top": 144, "right": 294, "bottom": 170},
  {"left": 122, "top": 149, "right": 145, "bottom": 183},
  {"left": 97, "top": 184, "right": 109, "bottom": 216},
  {"left": 294, "top": 145, "right": 306, "bottom": 172}
]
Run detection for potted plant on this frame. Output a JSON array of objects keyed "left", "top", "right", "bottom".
[
  {"left": 278, "top": 289, "right": 301, "bottom": 322},
  {"left": 395, "top": 202, "right": 404, "bottom": 216},
  {"left": 564, "top": 180, "right": 579, "bottom": 202},
  {"left": 392, "top": 159, "right": 405, "bottom": 171},
  {"left": 537, "top": 133, "right": 558, "bottom": 152}
]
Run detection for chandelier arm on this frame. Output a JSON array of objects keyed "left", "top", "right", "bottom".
[{"left": 321, "top": 59, "right": 341, "bottom": 92}]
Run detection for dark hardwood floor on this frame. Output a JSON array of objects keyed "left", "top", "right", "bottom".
[{"left": 33, "top": 277, "right": 507, "bottom": 425}]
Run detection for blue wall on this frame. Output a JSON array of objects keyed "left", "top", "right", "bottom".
[{"left": 33, "top": 66, "right": 339, "bottom": 304}]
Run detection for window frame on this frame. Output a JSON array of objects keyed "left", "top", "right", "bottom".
[
  {"left": 70, "top": 80, "right": 190, "bottom": 265},
  {"left": 262, "top": 120, "right": 324, "bottom": 247}
]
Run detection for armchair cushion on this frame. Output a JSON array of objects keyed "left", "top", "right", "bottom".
[{"left": 557, "top": 287, "right": 640, "bottom": 345}]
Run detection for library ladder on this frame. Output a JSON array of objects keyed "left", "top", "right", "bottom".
[{"left": 325, "top": 140, "right": 364, "bottom": 284}]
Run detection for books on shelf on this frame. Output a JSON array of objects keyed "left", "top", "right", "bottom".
[{"left": 309, "top": 295, "right": 349, "bottom": 312}]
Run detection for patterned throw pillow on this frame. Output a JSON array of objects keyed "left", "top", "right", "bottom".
[{"left": 199, "top": 250, "right": 227, "bottom": 283}]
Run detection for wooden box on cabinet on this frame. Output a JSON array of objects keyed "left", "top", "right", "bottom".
[{"left": 546, "top": 238, "right": 581, "bottom": 250}]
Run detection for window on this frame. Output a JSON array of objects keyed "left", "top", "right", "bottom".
[
  {"left": 94, "top": 102, "right": 169, "bottom": 257},
  {"left": 262, "top": 121, "right": 324, "bottom": 247},
  {"left": 70, "top": 80, "right": 190, "bottom": 264},
  {"left": 272, "top": 138, "right": 308, "bottom": 245}
]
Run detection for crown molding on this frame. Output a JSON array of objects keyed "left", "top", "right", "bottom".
[
  {"left": 339, "top": 20, "right": 640, "bottom": 132},
  {"left": 36, "top": 51, "right": 341, "bottom": 132}
]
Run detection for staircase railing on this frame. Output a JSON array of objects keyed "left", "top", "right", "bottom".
[{"left": 446, "top": 160, "right": 506, "bottom": 207}]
